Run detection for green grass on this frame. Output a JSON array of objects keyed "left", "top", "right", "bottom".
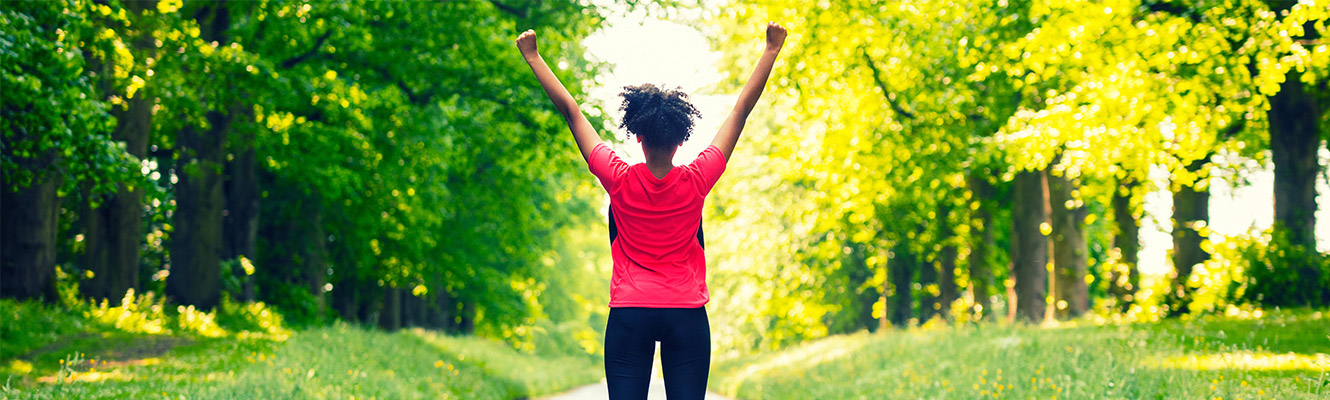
[
  {"left": 0, "top": 300, "right": 602, "bottom": 399},
  {"left": 710, "top": 309, "right": 1330, "bottom": 399}
]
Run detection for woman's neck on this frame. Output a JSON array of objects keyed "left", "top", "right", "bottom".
[{"left": 643, "top": 146, "right": 677, "bottom": 179}]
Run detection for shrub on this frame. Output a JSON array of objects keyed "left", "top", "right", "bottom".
[{"left": 1240, "top": 226, "right": 1330, "bottom": 307}]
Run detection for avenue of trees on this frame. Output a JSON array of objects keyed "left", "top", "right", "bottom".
[
  {"left": 703, "top": 0, "right": 1330, "bottom": 351},
  {"left": 5, "top": 0, "right": 1330, "bottom": 355},
  {"left": 2, "top": 0, "right": 621, "bottom": 340}
]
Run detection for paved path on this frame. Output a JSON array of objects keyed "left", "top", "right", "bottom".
[{"left": 538, "top": 378, "right": 731, "bottom": 400}]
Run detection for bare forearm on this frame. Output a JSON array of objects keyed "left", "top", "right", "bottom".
[
  {"left": 524, "top": 54, "right": 579, "bottom": 121},
  {"left": 518, "top": 39, "right": 601, "bottom": 161},
  {"left": 735, "top": 49, "right": 781, "bottom": 117},
  {"left": 712, "top": 47, "right": 783, "bottom": 159}
]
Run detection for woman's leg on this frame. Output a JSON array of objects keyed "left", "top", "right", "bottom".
[
  {"left": 659, "top": 307, "right": 710, "bottom": 399},
  {"left": 605, "top": 307, "right": 655, "bottom": 399}
]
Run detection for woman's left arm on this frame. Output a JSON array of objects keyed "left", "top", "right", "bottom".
[{"left": 516, "top": 29, "right": 602, "bottom": 162}]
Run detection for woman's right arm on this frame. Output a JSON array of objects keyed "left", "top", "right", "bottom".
[
  {"left": 516, "top": 29, "right": 603, "bottom": 162},
  {"left": 710, "top": 22, "right": 787, "bottom": 161}
]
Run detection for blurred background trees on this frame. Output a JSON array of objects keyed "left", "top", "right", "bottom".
[
  {"left": 2, "top": 0, "right": 617, "bottom": 344},
  {"left": 3, "top": 0, "right": 1329, "bottom": 356},
  {"left": 704, "top": 0, "right": 1330, "bottom": 351}
]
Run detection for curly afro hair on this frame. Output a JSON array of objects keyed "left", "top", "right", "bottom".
[{"left": 618, "top": 84, "right": 701, "bottom": 150}]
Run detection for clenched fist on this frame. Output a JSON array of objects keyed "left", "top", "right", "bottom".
[
  {"left": 766, "top": 22, "right": 786, "bottom": 52},
  {"left": 516, "top": 29, "right": 539, "bottom": 57}
]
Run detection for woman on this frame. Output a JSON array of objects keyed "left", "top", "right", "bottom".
[{"left": 516, "top": 22, "right": 786, "bottom": 399}]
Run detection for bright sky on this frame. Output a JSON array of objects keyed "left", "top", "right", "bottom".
[
  {"left": 582, "top": 10, "right": 731, "bottom": 165},
  {"left": 580, "top": 11, "right": 1330, "bottom": 276},
  {"left": 1141, "top": 149, "right": 1330, "bottom": 274}
]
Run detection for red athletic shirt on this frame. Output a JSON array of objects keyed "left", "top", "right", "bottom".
[{"left": 588, "top": 142, "right": 727, "bottom": 308}]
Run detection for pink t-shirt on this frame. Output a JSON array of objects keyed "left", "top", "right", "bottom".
[{"left": 587, "top": 142, "right": 727, "bottom": 308}]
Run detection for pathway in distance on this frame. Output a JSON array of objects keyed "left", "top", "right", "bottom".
[{"left": 538, "top": 378, "right": 731, "bottom": 400}]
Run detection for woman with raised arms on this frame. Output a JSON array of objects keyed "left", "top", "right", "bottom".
[{"left": 516, "top": 21, "right": 787, "bottom": 399}]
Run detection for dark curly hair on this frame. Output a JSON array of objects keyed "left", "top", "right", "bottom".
[{"left": 618, "top": 84, "right": 701, "bottom": 150}]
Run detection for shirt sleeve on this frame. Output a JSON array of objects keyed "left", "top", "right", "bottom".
[
  {"left": 687, "top": 145, "right": 728, "bottom": 195},
  {"left": 588, "top": 142, "right": 629, "bottom": 192}
]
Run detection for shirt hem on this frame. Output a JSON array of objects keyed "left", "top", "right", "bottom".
[{"left": 608, "top": 300, "right": 709, "bottom": 308}]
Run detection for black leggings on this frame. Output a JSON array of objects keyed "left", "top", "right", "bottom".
[{"left": 604, "top": 307, "right": 710, "bottom": 399}]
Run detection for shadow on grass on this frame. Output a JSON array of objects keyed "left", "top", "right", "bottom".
[
  {"left": 3, "top": 333, "right": 276, "bottom": 388},
  {"left": 404, "top": 328, "right": 604, "bottom": 399},
  {"left": 1137, "top": 310, "right": 1330, "bottom": 379}
]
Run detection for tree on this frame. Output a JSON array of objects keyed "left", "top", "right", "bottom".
[
  {"left": 1108, "top": 174, "right": 1142, "bottom": 311},
  {"left": 1010, "top": 170, "right": 1050, "bottom": 322},
  {"left": 2, "top": 0, "right": 137, "bottom": 302},
  {"left": 966, "top": 173, "right": 1002, "bottom": 319},
  {"left": 1166, "top": 159, "right": 1211, "bottom": 316},
  {"left": 80, "top": 0, "right": 158, "bottom": 304},
  {"left": 1265, "top": 1, "right": 1327, "bottom": 305},
  {"left": 1048, "top": 162, "right": 1089, "bottom": 318},
  {"left": 888, "top": 239, "right": 918, "bottom": 327},
  {"left": 164, "top": 0, "right": 243, "bottom": 310}
]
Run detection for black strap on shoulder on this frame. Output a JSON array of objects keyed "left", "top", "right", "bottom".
[{"left": 608, "top": 208, "right": 704, "bottom": 249}]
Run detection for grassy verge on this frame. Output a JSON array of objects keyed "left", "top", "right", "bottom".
[
  {"left": 0, "top": 300, "right": 602, "bottom": 399},
  {"left": 710, "top": 309, "right": 1330, "bottom": 399}
]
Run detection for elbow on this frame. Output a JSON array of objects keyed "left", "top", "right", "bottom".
[
  {"left": 559, "top": 107, "right": 579, "bottom": 122},
  {"left": 732, "top": 107, "right": 754, "bottom": 121},
  {"left": 557, "top": 100, "right": 580, "bottom": 121}
]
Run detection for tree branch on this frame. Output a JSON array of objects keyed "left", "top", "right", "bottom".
[
  {"left": 487, "top": 0, "right": 528, "bottom": 18},
  {"left": 280, "top": 29, "right": 333, "bottom": 69},
  {"left": 860, "top": 48, "right": 916, "bottom": 120},
  {"left": 1219, "top": 118, "right": 1247, "bottom": 140},
  {"left": 1141, "top": 0, "right": 1203, "bottom": 23},
  {"left": 393, "top": 78, "right": 432, "bottom": 106},
  {"left": 362, "top": 63, "right": 434, "bottom": 106}
]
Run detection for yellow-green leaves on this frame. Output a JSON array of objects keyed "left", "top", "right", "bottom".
[{"left": 157, "top": 0, "right": 181, "bottom": 15}]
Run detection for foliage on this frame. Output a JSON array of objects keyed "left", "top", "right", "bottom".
[
  {"left": 3, "top": 0, "right": 631, "bottom": 345},
  {"left": 0, "top": 300, "right": 87, "bottom": 361},
  {"left": 216, "top": 0, "right": 613, "bottom": 334},
  {"left": 0, "top": 0, "right": 139, "bottom": 195},
  {"left": 1152, "top": 225, "right": 1330, "bottom": 313},
  {"left": 1237, "top": 226, "right": 1330, "bottom": 307},
  {"left": 711, "top": 309, "right": 1330, "bottom": 399},
  {"left": 700, "top": 0, "right": 1330, "bottom": 352}
]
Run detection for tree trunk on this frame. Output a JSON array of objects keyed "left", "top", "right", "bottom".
[
  {"left": 83, "top": 87, "right": 153, "bottom": 305},
  {"left": 938, "top": 243, "right": 959, "bottom": 322},
  {"left": 428, "top": 287, "right": 454, "bottom": 331},
  {"left": 848, "top": 243, "right": 879, "bottom": 332},
  {"left": 256, "top": 184, "right": 327, "bottom": 319},
  {"left": 1, "top": 172, "right": 61, "bottom": 303},
  {"left": 1047, "top": 169, "right": 1089, "bottom": 319},
  {"left": 1011, "top": 169, "right": 1049, "bottom": 323},
  {"left": 379, "top": 286, "right": 402, "bottom": 331},
  {"left": 402, "top": 291, "right": 423, "bottom": 328},
  {"left": 1110, "top": 175, "right": 1141, "bottom": 312},
  {"left": 1269, "top": 69, "right": 1322, "bottom": 304},
  {"left": 888, "top": 240, "right": 915, "bottom": 327},
  {"left": 936, "top": 202, "right": 959, "bottom": 321},
  {"left": 458, "top": 301, "right": 476, "bottom": 334},
  {"left": 334, "top": 272, "right": 362, "bottom": 323},
  {"left": 1167, "top": 159, "right": 1211, "bottom": 317},
  {"left": 80, "top": 0, "right": 155, "bottom": 304},
  {"left": 222, "top": 120, "right": 258, "bottom": 302},
  {"left": 82, "top": 186, "right": 110, "bottom": 300},
  {"left": 302, "top": 206, "right": 328, "bottom": 316},
  {"left": 966, "top": 173, "right": 997, "bottom": 319},
  {"left": 918, "top": 246, "right": 939, "bottom": 322},
  {"left": 167, "top": 112, "right": 229, "bottom": 310},
  {"left": 167, "top": 2, "right": 231, "bottom": 310}
]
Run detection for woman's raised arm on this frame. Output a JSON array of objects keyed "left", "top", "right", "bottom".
[
  {"left": 711, "top": 22, "right": 787, "bottom": 160},
  {"left": 516, "top": 29, "right": 603, "bottom": 162}
]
